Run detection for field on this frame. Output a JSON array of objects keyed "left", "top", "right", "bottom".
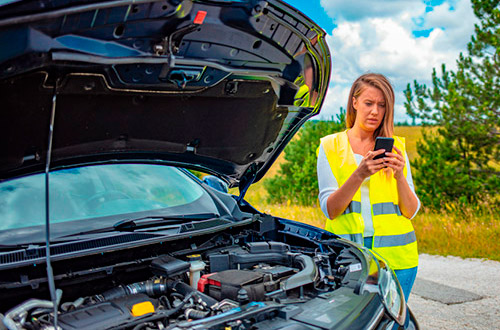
[{"left": 241, "top": 126, "right": 500, "bottom": 262}]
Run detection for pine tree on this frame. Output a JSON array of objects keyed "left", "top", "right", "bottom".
[{"left": 404, "top": 0, "right": 499, "bottom": 212}]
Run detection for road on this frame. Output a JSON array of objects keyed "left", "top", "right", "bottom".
[{"left": 408, "top": 254, "right": 500, "bottom": 329}]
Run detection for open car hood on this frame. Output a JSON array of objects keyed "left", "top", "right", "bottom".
[{"left": 0, "top": 0, "right": 330, "bottom": 190}]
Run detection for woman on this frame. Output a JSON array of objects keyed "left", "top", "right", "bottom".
[{"left": 317, "top": 73, "right": 419, "bottom": 304}]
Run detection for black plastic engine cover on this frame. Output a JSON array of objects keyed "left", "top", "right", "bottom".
[
  {"left": 205, "top": 270, "right": 277, "bottom": 302},
  {"left": 58, "top": 294, "right": 156, "bottom": 330}
]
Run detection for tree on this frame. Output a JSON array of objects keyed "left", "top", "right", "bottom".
[
  {"left": 264, "top": 110, "right": 345, "bottom": 206},
  {"left": 404, "top": 0, "right": 499, "bottom": 212}
]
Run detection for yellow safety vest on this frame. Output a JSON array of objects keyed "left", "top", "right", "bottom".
[{"left": 320, "top": 131, "right": 418, "bottom": 269}]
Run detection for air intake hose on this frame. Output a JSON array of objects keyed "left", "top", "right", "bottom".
[
  {"left": 98, "top": 279, "right": 167, "bottom": 301},
  {"left": 281, "top": 254, "right": 318, "bottom": 291}
]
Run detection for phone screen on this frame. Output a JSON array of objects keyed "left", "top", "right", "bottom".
[{"left": 373, "top": 137, "right": 394, "bottom": 160}]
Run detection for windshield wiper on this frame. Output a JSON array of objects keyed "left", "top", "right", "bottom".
[
  {"left": 113, "top": 213, "right": 219, "bottom": 231},
  {"left": 60, "top": 213, "right": 220, "bottom": 237}
]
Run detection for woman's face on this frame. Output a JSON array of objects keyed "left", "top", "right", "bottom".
[{"left": 352, "top": 86, "right": 386, "bottom": 133}]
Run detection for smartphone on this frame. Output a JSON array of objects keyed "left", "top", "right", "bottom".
[{"left": 373, "top": 137, "right": 394, "bottom": 160}]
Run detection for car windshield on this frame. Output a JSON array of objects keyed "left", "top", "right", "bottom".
[{"left": 0, "top": 164, "right": 219, "bottom": 231}]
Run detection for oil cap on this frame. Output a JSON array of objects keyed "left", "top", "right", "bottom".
[{"left": 131, "top": 301, "right": 155, "bottom": 317}]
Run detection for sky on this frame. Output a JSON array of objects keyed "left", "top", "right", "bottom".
[{"left": 285, "top": 0, "right": 479, "bottom": 123}]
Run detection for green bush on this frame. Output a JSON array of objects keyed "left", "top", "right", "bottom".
[{"left": 264, "top": 110, "right": 345, "bottom": 206}]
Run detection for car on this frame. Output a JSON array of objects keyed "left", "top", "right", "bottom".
[{"left": 0, "top": 0, "right": 418, "bottom": 329}]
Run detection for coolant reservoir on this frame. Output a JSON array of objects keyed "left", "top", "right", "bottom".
[{"left": 187, "top": 254, "right": 206, "bottom": 289}]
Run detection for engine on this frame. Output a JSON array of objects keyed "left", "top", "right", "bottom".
[{"left": 2, "top": 242, "right": 355, "bottom": 330}]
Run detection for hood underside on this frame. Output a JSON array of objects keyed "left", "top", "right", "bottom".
[{"left": 0, "top": 0, "right": 330, "bottom": 188}]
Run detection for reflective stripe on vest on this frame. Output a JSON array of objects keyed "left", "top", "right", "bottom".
[
  {"left": 320, "top": 131, "right": 419, "bottom": 270},
  {"left": 373, "top": 231, "right": 417, "bottom": 248},
  {"left": 372, "top": 202, "right": 402, "bottom": 216},
  {"left": 343, "top": 201, "right": 361, "bottom": 215},
  {"left": 344, "top": 202, "right": 401, "bottom": 216}
]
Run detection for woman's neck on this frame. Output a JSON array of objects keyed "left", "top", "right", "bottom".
[
  {"left": 347, "top": 127, "right": 375, "bottom": 155},
  {"left": 348, "top": 126, "right": 374, "bottom": 143}
]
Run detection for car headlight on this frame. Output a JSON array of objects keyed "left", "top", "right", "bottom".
[
  {"left": 377, "top": 259, "right": 406, "bottom": 325},
  {"left": 360, "top": 250, "right": 406, "bottom": 326}
]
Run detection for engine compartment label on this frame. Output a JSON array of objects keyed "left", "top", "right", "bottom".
[{"left": 349, "top": 263, "right": 362, "bottom": 272}]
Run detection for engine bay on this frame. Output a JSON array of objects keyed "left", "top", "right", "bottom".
[{"left": 1, "top": 233, "right": 371, "bottom": 330}]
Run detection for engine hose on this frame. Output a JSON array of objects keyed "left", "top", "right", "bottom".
[
  {"left": 99, "top": 279, "right": 168, "bottom": 301},
  {"left": 97, "top": 279, "right": 218, "bottom": 308},
  {"left": 185, "top": 308, "right": 210, "bottom": 320},
  {"left": 281, "top": 254, "right": 318, "bottom": 291},
  {"left": 167, "top": 281, "right": 218, "bottom": 307},
  {"left": 3, "top": 289, "right": 62, "bottom": 330}
]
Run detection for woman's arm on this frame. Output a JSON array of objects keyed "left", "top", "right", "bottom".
[
  {"left": 325, "top": 169, "right": 364, "bottom": 219},
  {"left": 384, "top": 147, "right": 419, "bottom": 219},
  {"left": 317, "top": 145, "right": 338, "bottom": 219}
]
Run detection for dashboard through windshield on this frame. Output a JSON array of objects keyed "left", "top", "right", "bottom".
[{"left": 0, "top": 164, "right": 219, "bottom": 231}]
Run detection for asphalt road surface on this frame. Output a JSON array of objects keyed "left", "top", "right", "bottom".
[{"left": 408, "top": 254, "right": 500, "bottom": 329}]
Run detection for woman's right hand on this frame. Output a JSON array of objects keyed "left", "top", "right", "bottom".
[{"left": 355, "top": 149, "right": 387, "bottom": 180}]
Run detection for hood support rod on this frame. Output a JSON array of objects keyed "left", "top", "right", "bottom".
[
  {"left": 237, "top": 163, "right": 258, "bottom": 203},
  {"left": 44, "top": 93, "right": 60, "bottom": 328}
]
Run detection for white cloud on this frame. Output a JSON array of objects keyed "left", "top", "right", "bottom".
[
  {"left": 317, "top": 0, "right": 478, "bottom": 122},
  {"left": 355, "top": 18, "right": 453, "bottom": 80},
  {"left": 321, "top": 84, "right": 351, "bottom": 119},
  {"left": 423, "top": 0, "right": 478, "bottom": 51}
]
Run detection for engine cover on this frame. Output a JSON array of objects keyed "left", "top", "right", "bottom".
[
  {"left": 203, "top": 266, "right": 295, "bottom": 302},
  {"left": 58, "top": 294, "right": 157, "bottom": 330}
]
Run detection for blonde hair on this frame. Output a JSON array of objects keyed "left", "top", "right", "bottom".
[{"left": 346, "top": 73, "right": 394, "bottom": 138}]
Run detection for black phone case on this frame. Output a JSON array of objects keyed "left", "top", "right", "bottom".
[{"left": 373, "top": 137, "right": 394, "bottom": 160}]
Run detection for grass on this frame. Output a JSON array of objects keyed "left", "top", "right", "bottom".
[
  {"left": 240, "top": 126, "right": 500, "bottom": 262},
  {"left": 413, "top": 209, "right": 500, "bottom": 261}
]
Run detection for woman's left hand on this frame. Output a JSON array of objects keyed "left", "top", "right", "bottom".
[{"left": 384, "top": 146, "right": 405, "bottom": 181}]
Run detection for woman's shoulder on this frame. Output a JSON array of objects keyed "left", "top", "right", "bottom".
[{"left": 320, "top": 130, "right": 347, "bottom": 144}]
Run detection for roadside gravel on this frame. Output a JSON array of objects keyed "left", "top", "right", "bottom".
[{"left": 408, "top": 254, "right": 500, "bottom": 329}]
